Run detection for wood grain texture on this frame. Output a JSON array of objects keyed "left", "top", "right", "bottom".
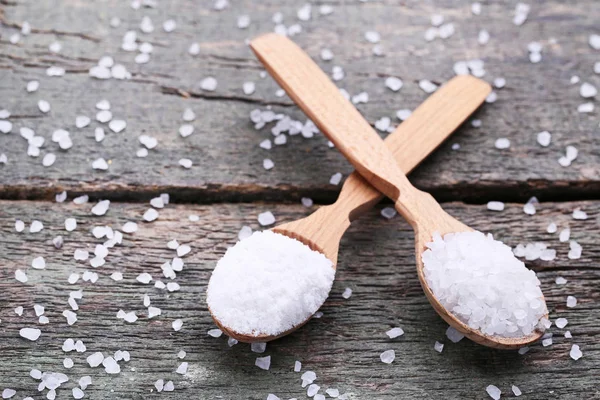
[
  {"left": 0, "top": 200, "right": 598, "bottom": 399},
  {"left": 1, "top": 0, "right": 600, "bottom": 202}
]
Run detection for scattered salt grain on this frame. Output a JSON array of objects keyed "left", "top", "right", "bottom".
[
  {"left": 342, "top": 287, "right": 352, "bottom": 299},
  {"left": 92, "top": 158, "right": 109, "bottom": 171},
  {"left": 179, "top": 124, "right": 194, "bottom": 137},
  {"left": 381, "top": 207, "right": 396, "bottom": 219},
  {"left": 419, "top": 80, "right": 438, "bottom": 94},
  {"left": 109, "top": 119, "right": 126, "bottom": 133},
  {"left": 251, "top": 342, "right": 266, "bottom": 353},
  {"left": 577, "top": 103, "right": 594, "bottom": 113},
  {"left": 537, "top": 131, "right": 551, "bottom": 147},
  {"left": 27, "top": 80, "right": 39, "bottom": 92},
  {"left": 103, "top": 356, "right": 121, "bottom": 374},
  {"left": 566, "top": 296, "right": 577, "bottom": 308},
  {"left": 15, "top": 220, "right": 24, "bottom": 232},
  {"left": 495, "top": 138, "right": 510, "bottom": 149},
  {"left": 523, "top": 202, "right": 536, "bottom": 215},
  {"left": 487, "top": 201, "right": 505, "bottom": 211},
  {"left": 257, "top": 211, "right": 276, "bottom": 226},
  {"left": 518, "top": 347, "right": 530, "bottom": 355},
  {"left": 572, "top": 208, "right": 587, "bottom": 220},
  {"left": 386, "top": 327, "right": 404, "bottom": 338},
  {"left": 559, "top": 228, "right": 570, "bottom": 242},
  {"left": 30, "top": 220, "right": 43, "bottom": 233},
  {"left": 92, "top": 200, "right": 110, "bottom": 215},
  {"left": 570, "top": 344, "right": 582, "bottom": 360},
  {"left": 72, "top": 388, "right": 84, "bottom": 399},
  {"left": 200, "top": 77, "right": 218, "bottom": 91},
  {"left": 580, "top": 82, "right": 597, "bottom": 98},
  {"left": 294, "top": 361, "right": 302, "bottom": 372},
  {"left": 486, "top": 385, "right": 501, "bottom": 400},
  {"left": 65, "top": 218, "right": 77, "bottom": 232},
  {"left": 207, "top": 231, "right": 334, "bottom": 336},
  {"left": 15, "top": 269, "right": 27, "bottom": 283},
  {"left": 176, "top": 362, "right": 188, "bottom": 375},
  {"left": 143, "top": 208, "right": 158, "bottom": 222},
  {"left": 385, "top": 77, "right": 403, "bottom": 92},
  {"left": 63, "top": 310, "right": 77, "bottom": 325},
  {"left": 238, "top": 226, "right": 253, "bottom": 240},
  {"left": 434, "top": 341, "right": 444, "bottom": 353},
  {"left": 307, "top": 384, "right": 320, "bottom": 397},
  {"left": 1, "top": 389, "right": 16, "bottom": 399},
  {"left": 329, "top": 172, "right": 342, "bottom": 185},
  {"left": 172, "top": 319, "right": 183, "bottom": 331},
  {"left": 38, "top": 100, "right": 50, "bottom": 114},
  {"left": 301, "top": 371, "right": 317, "bottom": 387},
  {"left": 136, "top": 273, "right": 152, "bottom": 284},
  {"left": 20, "top": 327, "right": 41, "bottom": 341},
  {"left": 380, "top": 350, "right": 395, "bottom": 364},
  {"left": 556, "top": 318, "right": 568, "bottom": 328},
  {"left": 445, "top": 326, "right": 464, "bottom": 343},
  {"left": 565, "top": 331, "right": 572, "bottom": 338},
  {"left": 263, "top": 158, "right": 274, "bottom": 170},
  {"left": 32, "top": 256, "right": 46, "bottom": 269},
  {"left": 255, "top": 356, "right": 271, "bottom": 370}
]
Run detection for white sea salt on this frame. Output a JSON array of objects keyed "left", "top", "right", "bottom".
[
  {"left": 30, "top": 220, "right": 43, "bottom": 233},
  {"left": 580, "top": 82, "right": 597, "bottom": 98},
  {"left": 63, "top": 310, "right": 77, "bottom": 325},
  {"left": 381, "top": 207, "right": 396, "bottom": 219},
  {"left": 32, "top": 256, "right": 46, "bottom": 269},
  {"left": 207, "top": 231, "right": 334, "bottom": 336},
  {"left": 386, "top": 327, "right": 404, "bottom": 338},
  {"left": 380, "top": 349, "right": 395, "bottom": 364},
  {"left": 555, "top": 318, "right": 568, "bottom": 328},
  {"left": 495, "top": 138, "right": 510, "bottom": 149},
  {"left": 434, "top": 341, "right": 444, "bottom": 353},
  {"left": 537, "top": 131, "right": 551, "bottom": 147},
  {"left": 330, "top": 172, "right": 343, "bottom": 185},
  {"left": 559, "top": 228, "right": 570, "bottom": 242},
  {"left": 92, "top": 200, "right": 110, "bottom": 215},
  {"left": 257, "top": 211, "right": 276, "bottom": 226},
  {"left": 1, "top": 389, "right": 16, "bottom": 399},
  {"left": 20, "top": 327, "right": 41, "bottom": 341},
  {"left": 255, "top": 355, "right": 271, "bottom": 370},
  {"left": 570, "top": 344, "right": 582, "bottom": 360},
  {"left": 566, "top": 296, "right": 577, "bottom": 308},
  {"left": 179, "top": 124, "right": 194, "bottom": 137},
  {"left": 556, "top": 277, "right": 567, "bottom": 285},
  {"left": 172, "top": 319, "right": 183, "bottom": 331},
  {"left": 486, "top": 385, "right": 501, "bottom": 400},
  {"left": 143, "top": 208, "right": 158, "bottom": 222},
  {"left": 424, "top": 232, "right": 546, "bottom": 337},
  {"left": 487, "top": 201, "right": 505, "bottom": 211},
  {"left": 342, "top": 287, "right": 352, "bottom": 299},
  {"left": 200, "top": 77, "right": 218, "bottom": 91},
  {"left": 572, "top": 208, "right": 587, "bottom": 220},
  {"left": 385, "top": 77, "right": 403, "bottom": 92}
]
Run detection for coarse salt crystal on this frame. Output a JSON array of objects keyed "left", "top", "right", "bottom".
[
  {"left": 566, "top": 296, "right": 577, "bottom": 308},
  {"left": 555, "top": 318, "right": 568, "bottom": 328},
  {"left": 19, "top": 327, "right": 41, "bottom": 341},
  {"left": 487, "top": 201, "right": 505, "bottom": 211},
  {"left": 381, "top": 207, "right": 396, "bottom": 219},
  {"left": 434, "top": 341, "right": 444, "bottom": 353},
  {"left": 257, "top": 211, "right": 276, "bottom": 226},
  {"left": 570, "top": 344, "right": 582, "bottom": 360},
  {"left": 32, "top": 256, "right": 46, "bottom": 269},
  {"left": 537, "top": 131, "right": 551, "bottom": 147},
  {"left": 330, "top": 172, "right": 343, "bottom": 185},
  {"left": 495, "top": 138, "right": 510, "bottom": 149},
  {"left": 386, "top": 327, "right": 404, "bottom": 338},
  {"left": 380, "top": 349, "right": 395, "bottom": 364},
  {"left": 385, "top": 77, "right": 403, "bottom": 92},
  {"left": 172, "top": 319, "right": 183, "bottom": 331},
  {"left": 486, "top": 385, "right": 501, "bottom": 400}
]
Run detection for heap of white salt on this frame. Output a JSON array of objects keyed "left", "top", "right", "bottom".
[
  {"left": 422, "top": 231, "right": 547, "bottom": 337},
  {"left": 207, "top": 231, "right": 334, "bottom": 336}
]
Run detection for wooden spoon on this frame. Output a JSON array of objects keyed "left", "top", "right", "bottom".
[
  {"left": 213, "top": 72, "right": 491, "bottom": 342},
  {"left": 247, "top": 33, "right": 546, "bottom": 349}
]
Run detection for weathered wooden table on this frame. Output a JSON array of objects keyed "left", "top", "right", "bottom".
[{"left": 1, "top": 0, "right": 599, "bottom": 399}]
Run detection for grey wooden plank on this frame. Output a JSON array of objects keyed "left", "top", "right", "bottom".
[
  {"left": 1, "top": 0, "right": 600, "bottom": 202},
  {"left": 0, "top": 199, "right": 598, "bottom": 399}
]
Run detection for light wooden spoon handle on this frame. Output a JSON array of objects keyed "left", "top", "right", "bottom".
[
  {"left": 339, "top": 75, "right": 491, "bottom": 221},
  {"left": 251, "top": 33, "right": 406, "bottom": 200}
]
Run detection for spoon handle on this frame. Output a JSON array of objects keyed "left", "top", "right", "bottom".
[
  {"left": 251, "top": 33, "right": 407, "bottom": 201},
  {"left": 339, "top": 75, "right": 491, "bottom": 221}
]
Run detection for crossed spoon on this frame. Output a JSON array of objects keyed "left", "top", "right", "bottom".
[{"left": 208, "top": 33, "right": 547, "bottom": 349}]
